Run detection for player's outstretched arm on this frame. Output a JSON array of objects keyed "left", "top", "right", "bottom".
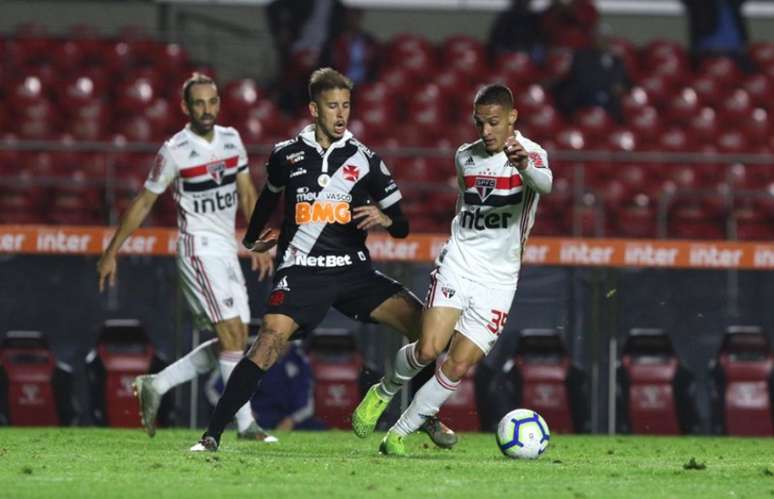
[{"left": 97, "top": 189, "right": 159, "bottom": 292}]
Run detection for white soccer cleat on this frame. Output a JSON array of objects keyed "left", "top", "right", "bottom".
[{"left": 190, "top": 435, "right": 219, "bottom": 452}]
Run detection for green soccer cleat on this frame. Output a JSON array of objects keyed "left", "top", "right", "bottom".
[
  {"left": 132, "top": 375, "right": 161, "bottom": 438},
  {"left": 378, "top": 431, "right": 407, "bottom": 457},
  {"left": 352, "top": 384, "right": 391, "bottom": 438}
]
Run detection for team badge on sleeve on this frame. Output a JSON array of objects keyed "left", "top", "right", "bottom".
[{"left": 149, "top": 153, "right": 165, "bottom": 182}]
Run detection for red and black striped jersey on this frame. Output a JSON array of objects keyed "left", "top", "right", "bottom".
[{"left": 264, "top": 125, "right": 402, "bottom": 271}]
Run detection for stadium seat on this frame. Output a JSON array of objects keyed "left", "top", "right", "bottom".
[
  {"left": 698, "top": 56, "right": 743, "bottom": 89},
  {"left": 750, "top": 41, "right": 774, "bottom": 68},
  {"left": 508, "top": 329, "right": 586, "bottom": 433},
  {"left": 573, "top": 192, "right": 603, "bottom": 237},
  {"left": 524, "top": 104, "right": 564, "bottom": 141},
  {"left": 614, "top": 193, "right": 657, "bottom": 238},
  {"left": 85, "top": 319, "right": 172, "bottom": 428},
  {"left": 515, "top": 84, "right": 553, "bottom": 116},
  {"left": 617, "top": 329, "right": 698, "bottom": 435},
  {"left": 742, "top": 108, "right": 770, "bottom": 146},
  {"left": 627, "top": 105, "right": 661, "bottom": 146},
  {"left": 554, "top": 127, "right": 586, "bottom": 151},
  {"left": 709, "top": 326, "right": 774, "bottom": 436},
  {"left": 657, "top": 127, "right": 696, "bottom": 153},
  {"left": 495, "top": 52, "right": 540, "bottom": 90},
  {"left": 621, "top": 86, "right": 650, "bottom": 121},
  {"left": 716, "top": 130, "right": 750, "bottom": 155},
  {"left": 641, "top": 40, "right": 688, "bottom": 72},
  {"left": 665, "top": 87, "right": 700, "bottom": 126},
  {"left": 688, "top": 107, "right": 719, "bottom": 145},
  {"left": 306, "top": 328, "right": 364, "bottom": 430},
  {"left": 742, "top": 74, "right": 773, "bottom": 107},
  {"left": 637, "top": 74, "right": 673, "bottom": 107},
  {"left": 51, "top": 40, "right": 86, "bottom": 73},
  {"left": 573, "top": 106, "right": 615, "bottom": 144},
  {"left": 720, "top": 88, "right": 753, "bottom": 123},
  {"left": 441, "top": 35, "right": 487, "bottom": 81},
  {"left": 605, "top": 128, "right": 638, "bottom": 152},
  {"left": 0, "top": 331, "right": 78, "bottom": 426},
  {"left": 385, "top": 33, "right": 436, "bottom": 78},
  {"left": 608, "top": 36, "right": 640, "bottom": 80},
  {"left": 377, "top": 66, "right": 419, "bottom": 104},
  {"left": 733, "top": 205, "right": 772, "bottom": 241},
  {"left": 668, "top": 202, "right": 725, "bottom": 240},
  {"left": 543, "top": 48, "right": 573, "bottom": 80}
]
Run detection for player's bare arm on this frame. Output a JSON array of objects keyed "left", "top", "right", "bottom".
[
  {"left": 235, "top": 172, "right": 271, "bottom": 277},
  {"left": 97, "top": 189, "right": 159, "bottom": 292}
]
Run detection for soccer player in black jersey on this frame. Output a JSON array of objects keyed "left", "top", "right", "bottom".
[{"left": 191, "top": 68, "right": 456, "bottom": 451}]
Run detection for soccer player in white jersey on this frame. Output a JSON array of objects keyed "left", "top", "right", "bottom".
[
  {"left": 97, "top": 73, "right": 277, "bottom": 442},
  {"left": 353, "top": 83, "right": 553, "bottom": 456}
]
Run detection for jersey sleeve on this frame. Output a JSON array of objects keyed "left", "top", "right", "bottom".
[
  {"left": 367, "top": 155, "right": 402, "bottom": 210},
  {"left": 235, "top": 131, "right": 249, "bottom": 175},
  {"left": 143, "top": 144, "right": 178, "bottom": 194},
  {"left": 265, "top": 148, "right": 288, "bottom": 192},
  {"left": 454, "top": 147, "right": 466, "bottom": 192},
  {"left": 520, "top": 147, "right": 552, "bottom": 194}
]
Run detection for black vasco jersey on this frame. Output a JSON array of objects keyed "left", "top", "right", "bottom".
[{"left": 265, "top": 125, "right": 402, "bottom": 271}]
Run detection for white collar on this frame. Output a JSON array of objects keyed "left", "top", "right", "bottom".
[
  {"left": 298, "top": 124, "right": 353, "bottom": 152},
  {"left": 184, "top": 124, "right": 218, "bottom": 147}
]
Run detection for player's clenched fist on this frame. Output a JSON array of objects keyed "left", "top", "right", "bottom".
[{"left": 504, "top": 135, "right": 529, "bottom": 171}]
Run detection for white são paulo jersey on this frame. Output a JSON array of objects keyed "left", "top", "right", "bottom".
[
  {"left": 144, "top": 125, "right": 249, "bottom": 256},
  {"left": 439, "top": 131, "right": 552, "bottom": 287}
]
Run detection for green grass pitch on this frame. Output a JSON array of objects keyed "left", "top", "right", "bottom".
[{"left": 1, "top": 428, "right": 773, "bottom": 498}]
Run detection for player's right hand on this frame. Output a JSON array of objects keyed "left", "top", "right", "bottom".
[
  {"left": 97, "top": 253, "right": 117, "bottom": 292},
  {"left": 251, "top": 251, "right": 274, "bottom": 281},
  {"left": 247, "top": 228, "right": 279, "bottom": 253}
]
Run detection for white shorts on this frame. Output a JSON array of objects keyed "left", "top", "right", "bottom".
[
  {"left": 425, "top": 265, "right": 517, "bottom": 355},
  {"left": 176, "top": 252, "right": 250, "bottom": 328}
]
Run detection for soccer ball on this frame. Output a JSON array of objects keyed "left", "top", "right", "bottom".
[{"left": 496, "top": 408, "right": 550, "bottom": 459}]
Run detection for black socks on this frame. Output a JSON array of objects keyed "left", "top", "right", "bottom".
[{"left": 205, "top": 357, "right": 266, "bottom": 442}]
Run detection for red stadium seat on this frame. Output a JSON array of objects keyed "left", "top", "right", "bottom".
[
  {"left": 555, "top": 126, "right": 586, "bottom": 151},
  {"left": 515, "top": 84, "right": 552, "bottom": 116},
  {"left": 606, "top": 128, "right": 638, "bottom": 152},
  {"left": 116, "top": 77, "right": 158, "bottom": 116},
  {"left": 435, "top": 69, "right": 475, "bottom": 119},
  {"left": 573, "top": 106, "right": 614, "bottom": 144},
  {"left": 102, "top": 41, "right": 136, "bottom": 75},
  {"left": 573, "top": 192, "right": 603, "bottom": 237},
  {"left": 665, "top": 87, "right": 700, "bottom": 126},
  {"left": 657, "top": 127, "right": 696, "bottom": 153},
  {"left": 719, "top": 88, "right": 753, "bottom": 123},
  {"left": 599, "top": 179, "right": 630, "bottom": 210},
  {"left": 750, "top": 42, "right": 774, "bottom": 68},
  {"left": 608, "top": 36, "right": 640, "bottom": 80},
  {"left": 441, "top": 35, "right": 487, "bottom": 81},
  {"left": 742, "top": 108, "right": 770, "bottom": 146},
  {"left": 716, "top": 130, "right": 750, "bottom": 155},
  {"left": 641, "top": 40, "right": 688, "bottom": 70},
  {"left": 378, "top": 66, "right": 419, "bottom": 106},
  {"left": 688, "top": 107, "right": 719, "bottom": 145},
  {"left": 668, "top": 202, "right": 725, "bottom": 240},
  {"left": 221, "top": 78, "right": 263, "bottom": 120},
  {"left": 689, "top": 74, "right": 724, "bottom": 107},
  {"left": 733, "top": 205, "right": 772, "bottom": 241},
  {"left": 621, "top": 86, "right": 650, "bottom": 121},
  {"left": 614, "top": 193, "right": 657, "bottom": 238},
  {"left": 495, "top": 52, "right": 540, "bottom": 90},
  {"left": 543, "top": 48, "right": 573, "bottom": 80},
  {"left": 52, "top": 40, "right": 86, "bottom": 73},
  {"left": 698, "top": 56, "right": 742, "bottom": 89},
  {"left": 742, "top": 74, "right": 773, "bottom": 107},
  {"left": 524, "top": 104, "right": 564, "bottom": 141},
  {"left": 627, "top": 106, "right": 661, "bottom": 147},
  {"left": 636, "top": 74, "right": 675, "bottom": 107},
  {"left": 385, "top": 33, "right": 436, "bottom": 78},
  {"left": 245, "top": 99, "right": 287, "bottom": 136}
]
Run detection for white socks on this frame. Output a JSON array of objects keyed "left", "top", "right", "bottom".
[
  {"left": 392, "top": 368, "right": 460, "bottom": 437},
  {"left": 219, "top": 350, "right": 255, "bottom": 433},
  {"left": 151, "top": 339, "right": 218, "bottom": 395},
  {"left": 378, "top": 342, "right": 428, "bottom": 398}
]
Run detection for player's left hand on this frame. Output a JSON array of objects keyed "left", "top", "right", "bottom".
[
  {"left": 504, "top": 135, "right": 529, "bottom": 171},
  {"left": 352, "top": 205, "right": 392, "bottom": 231},
  {"left": 250, "top": 251, "right": 274, "bottom": 281}
]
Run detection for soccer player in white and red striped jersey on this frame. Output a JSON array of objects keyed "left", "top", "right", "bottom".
[
  {"left": 97, "top": 73, "right": 276, "bottom": 442},
  {"left": 363, "top": 83, "right": 553, "bottom": 456}
]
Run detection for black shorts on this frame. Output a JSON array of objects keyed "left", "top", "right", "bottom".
[{"left": 265, "top": 264, "right": 405, "bottom": 332}]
